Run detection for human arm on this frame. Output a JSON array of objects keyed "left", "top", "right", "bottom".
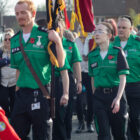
[
  {"left": 91, "top": 77, "right": 96, "bottom": 94},
  {"left": 0, "top": 58, "right": 10, "bottom": 67},
  {"left": 111, "top": 75, "right": 126, "bottom": 114},
  {"left": 73, "top": 62, "right": 82, "bottom": 94},
  {"left": 60, "top": 70, "right": 69, "bottom": 106},
  {"left": 48, "top": 30, "right": 65, "bottom": 67}
]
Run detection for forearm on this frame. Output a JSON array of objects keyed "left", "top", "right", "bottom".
[
  {"left": 73, "top": 62, "right": 82, "bottom": 83},
  {"left": 60, "top": 70, "right": 69, "bottom": 96},
  {"left": 16, "top": 70, "right": 20, "bottom": 91},
  {"left": 55, "top": 40, "right": 65, "bottom": 68},
  {"left": 91, "top": 77, "right": 96, "bottom": 93},
  {"left": 117, "top": 75, "right": 126, "bottom": 100},
  {"left": 0, "top": 58, "right": 10, "bottom": 67}
]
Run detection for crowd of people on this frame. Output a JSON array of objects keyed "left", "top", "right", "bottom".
[{"left": 0, "top": 0, "right": 140, "bottom": 140}]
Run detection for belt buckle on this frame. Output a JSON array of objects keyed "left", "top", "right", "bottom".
[
  {"left": 34, "top": 90, "right": 38, "bottom": 97},
  {"left": 103, "top": 88, "right": 112, "bottom": 94}
]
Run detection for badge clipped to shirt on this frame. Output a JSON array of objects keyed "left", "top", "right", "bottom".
[{"left": 31, "top": 102, "right": 40, "bottom": 110}]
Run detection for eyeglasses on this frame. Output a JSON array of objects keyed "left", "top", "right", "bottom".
[
  {"left": 4, "top": 38, "right": 10, "bottom": 41},
  {"left": 117, "top": 26, "right": 128, "bottom": 30},
  {"left": 94, "top": 29, "right": 107, "bottom": 35}
]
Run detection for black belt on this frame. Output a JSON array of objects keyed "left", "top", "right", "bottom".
[
  {"left": 96, "top": 87, "right": 118, "bottom": 94},
  {"left": 20, "top": 84, "right": 50, "bottom": 94},
  {"left": 126, "top": 82, "right": 140, "bottom": 86}
]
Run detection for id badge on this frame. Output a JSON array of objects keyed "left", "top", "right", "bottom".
[{"left": 31, "top": 102, "right": 40, "bottom": 110}]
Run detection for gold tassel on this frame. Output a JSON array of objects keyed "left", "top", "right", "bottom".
[
  {"left": 48, "top": 41, "right": 59, "bottom": 67},
  {"left": 70, "top": 11, "right": 76, "bottom": 31}
]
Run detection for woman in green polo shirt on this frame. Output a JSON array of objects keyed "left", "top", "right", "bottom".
[{"left": 88, "top": 22, "right": 129, "bottom": 140}]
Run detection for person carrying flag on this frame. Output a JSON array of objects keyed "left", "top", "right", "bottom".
[{"left": 10, "top": 0, "right": 65, "bottom": 140}]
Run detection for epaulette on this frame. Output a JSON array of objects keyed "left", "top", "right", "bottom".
[
  {"left": 38, "top": 26, "right": 48, "bottom": 32},
  {"left": 135, "top": 36, "right": 140, "bottom": 41},
  {"left": 11, "top": 31, "right": 20, "bottom": 39},
  {"left": 66, "top": 39, "right": 74, "bottom": 43}
]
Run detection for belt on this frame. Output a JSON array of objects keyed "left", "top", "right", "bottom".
[
  {"left": 20, "top": 84, "right": 50, "bottom": 94},
  {"left": 126, "top": 82, "right": 140, "bottom": 86},
  {"left": 96, "top": 87, "right": 117, "bottom": 94}
]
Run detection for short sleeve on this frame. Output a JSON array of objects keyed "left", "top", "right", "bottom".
[
  {"left": 10, "top": 40, "right": 18, "bottom": 69},
  {"left": 72, "top": 42, "right": 82, "bottom": 64}
]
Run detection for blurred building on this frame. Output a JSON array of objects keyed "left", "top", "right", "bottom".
[{"left": 1, "top": 0, "right": 140, "bottom": 31}]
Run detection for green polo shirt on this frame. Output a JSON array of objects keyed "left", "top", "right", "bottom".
[
  {"left": 113, "top": 35, "right": 140, "bottom": 83},
  {"left": 88, "top": 44, "right": 129, "bottom": 88},
  {"left": 62, "top": 37, "right": 82, "bottom": 72},
  {"left": 10, "top": 24, "right": 51, "bottom": 89},
  {"left": 55, "top": 57, "right": 70, "bottom": 77}
]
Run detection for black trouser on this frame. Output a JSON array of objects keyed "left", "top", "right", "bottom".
[
  {"left": 93, "top": 87, "right": 128, "bottom": 140},
  {"left": 76, "top": 72, "right": 93, "bottom": 125},
  {"left": 65, "top": 72, "right": 77, "bottom": 139},
  {"left": 0, "top": 85, "right": 15, "bottom": 118},
  {"left": 125, "top": 83, "right": 140, "bottom": 140},
  {"left": 52, "top": 72, "right": 77, "bottom": 140},
  {"left": 52, "top": 76, "right": 67, "bottom": 140},
  {"left": 11, "top": 87, "right": 50, "bottom": 140}
]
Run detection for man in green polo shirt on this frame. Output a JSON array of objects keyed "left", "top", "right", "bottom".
[
  {"left": 52, "top": 19, "right": 82, "bottom": 140},
  {"left": 113, "top": 16, "right": 140, "bottom": 140},
  {"left": 10, "top": 0, "right": 65, "bottom": 140}
]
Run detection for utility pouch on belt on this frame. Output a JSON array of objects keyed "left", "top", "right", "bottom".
[{"left": 19, "top": 33, "right": 55, "bottom": 118}]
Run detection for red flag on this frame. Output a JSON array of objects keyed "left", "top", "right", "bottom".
[
  {"left": 75, "top": 0, "right": 95, "bottom": 36},
  {"left": 64, "top": 7, "right": 70, "bottom": 29},
  {"left": 0, "top": 108, "right": 21, "bottom": 140}
]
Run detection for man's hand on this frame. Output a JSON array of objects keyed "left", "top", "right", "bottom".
[
  {"left": 15, "top": 86, "right": 19, "bottom": 92},
  {"left": 48, "top": 30, "right": 61, "bottom": 45},
  {"left": 77, "top": 82, "right": 82, "bottom": 94},
  {"left": 60, "top": 94, "right": 69, "bottom": 106}
]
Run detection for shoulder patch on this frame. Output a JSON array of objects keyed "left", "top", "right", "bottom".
[
  {"left": 11, "top": 31, "right": 20, "bottom": 39},
  {"left": 66, "top": 39, "right": 74, "bottom": 43},
  {"left": 38, "top": 26, "right": 48, "bottom": 32},
  {"left": 11, "top": 47, "right": 21, "bottom": 54},
  {"left": 135, "top": 36, "right": 140, "bottom": 41}
]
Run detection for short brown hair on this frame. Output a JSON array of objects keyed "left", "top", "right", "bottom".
[{"left": 16, "top": 0, "right": 36, "bottom": 14}]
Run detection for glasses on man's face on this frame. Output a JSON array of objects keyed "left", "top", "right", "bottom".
[
  {"left": 4, "top": 38, "right": 10, "bottom": 41},
  {"left": 94, "top": 29, "right": 107, "bottom": 35}
]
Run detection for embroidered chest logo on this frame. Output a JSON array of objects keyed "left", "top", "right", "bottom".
[
  {"left": 33, "top": 36, "right": 43, "bottom": 48},
  {"left": 91, "top": 62, "right": 98, "bottom": 68},
  {"left": 12, "top": 47, "right": 21, "bottom": 54},
  {"left": 109, "top": 60, "right": 116, "bottom": 64},
  {"left": 66, "top": 46, "right": 72, "bottom": 53}
]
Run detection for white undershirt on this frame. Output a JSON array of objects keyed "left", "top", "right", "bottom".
[
  {"left": 100, "top": 51, "right": 108, "bottom": 60},
  {"left": 120, "top": 41, "right": 127, "bottom": 49},
  {"left": 23, "top": 33, "right": 31, "bottom": 43}
]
